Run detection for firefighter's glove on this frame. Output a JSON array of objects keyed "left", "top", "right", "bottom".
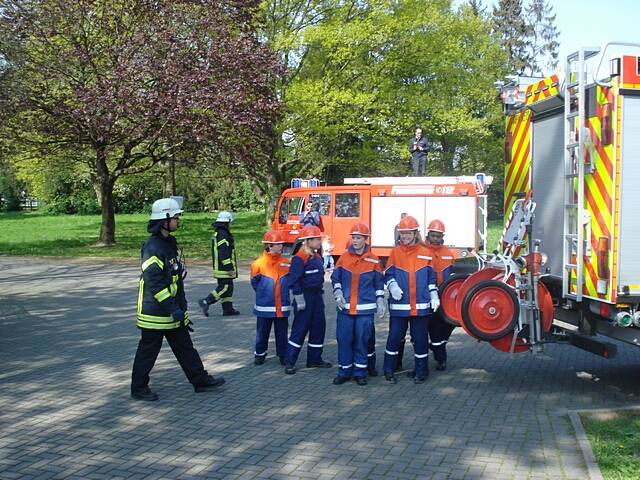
[
  {"left": 388, "top": 281, "right": 403, "bottom": 301},
  {"left": 376, "top": 297, "right": 387, "bottom": 319},
  {"left": 430, "top": 290, "right": 440, "bottom": 312},
  {"left": 334, "top": 289, "right": 346, "bottom": 310},
  {"left": 172, "top": 307, "right": 186, "bottom": 323},
  {"left": 293, "top": 294, "right": 306, "bottom": 311}
]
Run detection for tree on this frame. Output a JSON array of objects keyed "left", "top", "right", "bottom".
[
  {"left": 524, "top": 0, "right": 559, "bottom": 75},
  {"left": 259, "top": 0, "right": 507, "bottom": 189},
  {"left": 491, "top": 0, "right": 531, "bottom": 74},
  {"left": 0, "top": 0, "right": 281, "bottom": 244},
  {"left": 491, "top": 0, "right": 559, "bottom": 76}
]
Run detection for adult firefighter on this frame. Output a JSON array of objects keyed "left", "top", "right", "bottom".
[
  {"left": 131, "top": 198, "right": 225, "bottom": 401},
  {"left": 383, "top": 215, "right": 440, "bottom": 384},
  {"left": 330, "top": 222, "right": 385, "bottom": 386},
  {"left": 198, "top": 211, "right": 240, "bottom": 317},
  {"left": 283, "top": 225, "right": 332, "bottom": 374},
  {"left": 251, "top": 230, "right": 291, "bottom": 366},
  {"left": 424, "top": 219, "right": 455, "bottom": 371}
]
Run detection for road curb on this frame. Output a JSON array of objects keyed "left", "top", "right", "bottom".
[{"left": 567, "top": 405, "right": 640, "bottom": 480}]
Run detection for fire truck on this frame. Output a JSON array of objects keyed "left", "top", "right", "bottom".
[
  {"left": 441, "top": 42, "right": 640, "bottom": 356},
  {"left": 271, "top": 174, "right": 492, "bottom": 260}
]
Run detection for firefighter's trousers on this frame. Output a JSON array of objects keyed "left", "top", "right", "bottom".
[
  {"left": 284, "top": 290, "right": 326, "bottom": 366},
  {"left": 209, "top": 277, "right": 234, "bottom": 304},
  {"left": 131, "top": 327, "right": 209, "bottom": 391},
  {"left": 254, "top": 316, "right": 289, "bottom": 359},
  {"left": 428, "top": 312, "right": 455, "bottom": 364},
  {"left": 336, "top": 311, "right": 373, "bottom": 379},
  {"left": 384, "top": 315, "right": 429, "bottom": 378}
]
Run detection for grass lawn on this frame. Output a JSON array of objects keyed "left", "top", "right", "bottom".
[
  {"left": 0, "top": 211, "right": 267, "bottom": 261},
  {"left": 580, "top": 410, "right": 640, "bottom": 480},
  {"left": 0, "top": 211, "right": 505, "bottom": 261}
]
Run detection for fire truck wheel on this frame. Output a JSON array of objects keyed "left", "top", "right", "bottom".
[
  {"left": 439, "top": 273, "right": 470, "bottom": 326},
  {"left": 461, "top": 280, "right": 519, "bottom": 341}
]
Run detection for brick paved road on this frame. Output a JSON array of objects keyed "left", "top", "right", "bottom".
[{"left": 1, "top": 256, "right": 640, "bottom": 480}]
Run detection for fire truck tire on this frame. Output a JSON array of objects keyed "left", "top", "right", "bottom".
[
  {"left": 461, "top": 280, "right": 520, "bottom": 341},
  {"left": 439, "top": 273, "right": 470, "bottom": 326}
]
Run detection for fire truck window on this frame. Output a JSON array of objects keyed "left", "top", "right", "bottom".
[
  {"left": 309, "top": 194, "right": 331, "bottom": 216},
  {"left": 336, "top": 193, "right": 360, "bottom": 218},
  {"left": 279, "top": 196, "right": 303, "bottom": 223}
]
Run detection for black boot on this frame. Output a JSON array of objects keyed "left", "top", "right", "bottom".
[
  {"left": 131, "top": 386, "right": 159, "bottom": 401},
  {"left": 222, "top": 303, "right": 240, "bottom": 316},
  {"left": 194, "top": 375, "right": 226, "bottom": 392},
  {"left": 306, "top": 360, "right": 332, "bottom": 368},
  {"left": 198, "top": 294, "right": 216, "bottom": 317},
  {"left": 254, "top": 356, "right": 265, "bottom": 365}
]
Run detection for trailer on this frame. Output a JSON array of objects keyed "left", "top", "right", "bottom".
[{"left": 444, "top": 43, "right": 640, "bottom": 356}]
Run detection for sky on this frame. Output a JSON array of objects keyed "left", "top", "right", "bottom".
[
  {"left": 552, "top": 0, "right": 638, "bottom": 71},
  {"left": 459, "top": 0, "right": 640, "bottom": 74}
]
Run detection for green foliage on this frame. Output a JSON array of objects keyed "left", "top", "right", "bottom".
[
  {"left": 581, "top": 411, "right": 640, "bottom": 480},
  {"left": 0, "top": 161, "right": 22, "bottom": 211},
  {"left": 491, "top": 0, "right": 560, "bottom": 76},
  {"left": 262, "top": 0, "right": 509, "bottom": 192}
]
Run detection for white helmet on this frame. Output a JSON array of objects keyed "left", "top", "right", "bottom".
[
  {"left": 150, "top": 198, "right": 183, "bottom": 220},
  {"left": 216, "top": 211, "right": 234, "bottom": 223}
]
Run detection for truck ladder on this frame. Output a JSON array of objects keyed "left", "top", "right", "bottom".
[{"left": 562, "top": 48, "right": 599, "bottom": 301}]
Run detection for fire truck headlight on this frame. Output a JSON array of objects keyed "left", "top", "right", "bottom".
[{"left": 460, "top": 250, "right": 468, "bottom": 258}]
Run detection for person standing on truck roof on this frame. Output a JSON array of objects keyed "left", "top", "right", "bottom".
[
  {"left": 424, "top": 219, "right": 455, "bottom": 371},
  {"left": 409, "top": 127, "right": 429, "bottom": 176},
  {"left": 300, "top": 201, "right": 321, "bottom": 227},
  {"left": 198, "top": 211, "right": 240, "bottom": 317},
  {"left": 251, "top": 230, "right": 291, "bottom": 366},
  {"left": 131, "top": 198, "right": 225, "bottom": 401},
  {"left": 283, "top": 225, "right": 332, "bottom": 374},
  {"left": 331, "top": 222, "right": 386, "bottom": 386},
  {"left": 383, "top": 215, "right": 440, "bottom": 384}
]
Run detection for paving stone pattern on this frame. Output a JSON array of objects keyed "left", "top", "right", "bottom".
[{"left": 1, "top": 257, "right": 640, "bottom": 479}]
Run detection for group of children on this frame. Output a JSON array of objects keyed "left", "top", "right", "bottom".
[
  {"left": 131, "top": 200, "right": 457, "bottom": 402},
  {"left": 249, "top": 215, "right": 457, "bottom": 385}
]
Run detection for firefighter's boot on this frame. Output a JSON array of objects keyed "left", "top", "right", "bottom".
[
  {"left": 198, "top": 294, "right": 216, "bottom": 317},
  {"left": 222, "top": 302, "right": 240, "bottom": 316}
]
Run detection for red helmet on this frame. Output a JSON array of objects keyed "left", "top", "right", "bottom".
[
  {"left": 427, "top": 219, "right": 445, "bottom": 234},
  {"left": 350, "top": 222, "right": 370, "bottom": 236},
  {"left": 262, "top": 230, "right": 285, "bottom": 244},
  {"left": 297, "top": 225, "right": 322, "bottom": 240},
  {"left": 398, "top": 215, "right": 420, "bottom": 231}
]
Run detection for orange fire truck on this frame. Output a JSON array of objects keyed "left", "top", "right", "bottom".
[
  {"left": 271, "top": 174, "right": 491, "bottom": 260},
  {"left": 442, "top": 43, "right": 640, "bottom": 356}
]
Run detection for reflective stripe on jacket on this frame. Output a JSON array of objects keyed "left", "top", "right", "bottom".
[
  {"left": 331, "top": 245, "right": 384, "bottom": 315},
  {"left": 251, "top": 252, "right": 291, "bottom": 317},
  {"left": 385, "top": 243, "right": 437, "bottom": 317},
  {"left": 424, "top": 245, "right": 455, "bottom": 285},
  {"left": 137, "top": 234, "right": 190, "bottom": 330},
  {"left": 289, "top": 250, "right": 324, "bottom": 295}
]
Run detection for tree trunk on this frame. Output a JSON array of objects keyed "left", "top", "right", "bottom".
[
  {"left": 164, "top": 157, "right": 176, "bottom": 197},
  {"left": 94, "top": 147, "right": 117, "bottom": 246}
]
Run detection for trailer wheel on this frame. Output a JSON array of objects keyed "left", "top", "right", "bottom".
[
  {"left": 461, "top": 280, "right": 519, "bottom": 341},
  {"left": 439, "top": 273, "right": 470, "bottom": 326},
  {"left": 455, "top": 267, "right": 506, "bottom": 338}
]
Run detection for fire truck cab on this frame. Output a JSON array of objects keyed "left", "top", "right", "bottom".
[{"left": 272, "top": 174, "right": 492, "bottom": 260}]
